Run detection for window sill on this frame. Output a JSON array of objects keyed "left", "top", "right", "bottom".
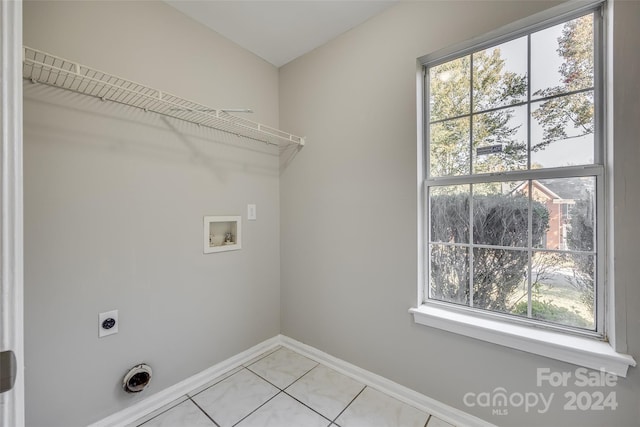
[{"left": 409, "top": 304, "right": 636, "bottom": 377}]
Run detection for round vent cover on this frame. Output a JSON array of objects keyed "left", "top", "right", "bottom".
[{"left": 123, "top": 363, "right": 152, "bottom": 393}]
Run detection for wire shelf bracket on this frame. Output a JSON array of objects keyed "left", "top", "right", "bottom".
[{"left": 22, "top": 46, "right": 305, "bottom": 148}]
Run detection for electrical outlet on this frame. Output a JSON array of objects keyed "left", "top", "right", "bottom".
[
  {"left": 247, "top": 204, "right": 257, "bottom": 220},
  {"left": 99, "top": 310, "right": 118, "bottom": 338}
]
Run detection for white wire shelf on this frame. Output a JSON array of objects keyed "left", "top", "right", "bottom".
[{"left": 22, "top": 46, "right": 305, "bottom": 148}]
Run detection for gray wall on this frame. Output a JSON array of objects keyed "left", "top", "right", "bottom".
[
  {"left": 23, "top": 2, "right": 281, "bottom": 426},
  {"left": 279, "top": 1, "right": 640, "bottom": 426},
  {"left": 22, "top": 1, "right": 640, "bottom": 426}
]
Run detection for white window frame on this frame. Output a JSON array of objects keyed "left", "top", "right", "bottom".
[{"left": 411, "top": 0, "right": 635, "bottom": 377}]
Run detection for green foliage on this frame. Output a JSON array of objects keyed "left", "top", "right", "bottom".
[
  {"left": 513, "top": 299, "right": 591, "bottom": 328},
  {"left": 429, "top": 48, "right": 527, "bottom": 177},
  {"left": 472, "top": 49, "right": 527, "bottom": 110},
  {"left": 430, "top": 15, "right": 595, "bottom": 171},
  {"left": 557, "top": 15, "right": 595, "bottom": 90},
  {"left": 531, "top": 15, "right": 595, "bottom": 150},
  {"left": 430, "top": 193, "right": 549, "bottom": 311},
  {"left": 429, "top": 56, "right": 471, "bottom": 122},
  {"left": 567, "top": 198, "right": 595, "bottom": 311},
  {"left": 428, "top": 14, "right": 597, "bottom": 324}
]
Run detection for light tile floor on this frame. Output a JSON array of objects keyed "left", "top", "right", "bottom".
[{"left": 130, "top": 346, "right": 455, "bottom": 427}]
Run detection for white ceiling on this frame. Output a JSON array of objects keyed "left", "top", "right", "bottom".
[{"left": 166, "top": 1, "right": 397, "bottom": 67}]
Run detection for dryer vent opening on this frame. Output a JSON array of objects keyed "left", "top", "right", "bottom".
[{"left": 123, "top": 364, "right": 152, "bottom": 393}]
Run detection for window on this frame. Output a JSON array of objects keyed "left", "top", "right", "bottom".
[{"left": 423, "top": 9, "right": 604, "bottom": 336}]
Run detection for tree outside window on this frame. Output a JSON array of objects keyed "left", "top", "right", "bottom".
[{"left": 426, "top": 13, "right": 599, "bottom": 332}]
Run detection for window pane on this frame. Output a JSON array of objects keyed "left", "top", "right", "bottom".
[
  {"left": 429, "top": 118, "right": 470, "bottom": 177},
  {"left": 534, "top": 177, "right": 596, "bottom": 250},
  {"left": 508, "top": 180, "right": 567, "bottom": 250},
  {"left": 531, "top": 92, "right": 594, "bottom": 169},
  {"left": 531, "top": 14, "right": 594, "bottom": 99},
  {"left": 472, "top": 247, "right": 528, "bottom": 313},
  {"left": 430, "top": 185, "right": 470, "bottom": 243},
  {"left": 473, "top": 182, "right": 528, "bottom": 248},
  {"left": 429, "top": 56, "right": 470, "bottom": 122},
  {"left": 430, "top": 244, "right": 469, "bottom": 306},
  {"left": 473, "top": 105, "right": 527, "bottom": 174},
  {"left": 473, "top": 36, "right": 527, "bottom": 112},
  {"left": 424, "top": 10, "right": 601, "bottom": 335},
  {"left": 531, "top": 251, "right": 595, "bottom": 329}
]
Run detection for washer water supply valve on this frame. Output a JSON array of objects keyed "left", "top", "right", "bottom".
[{"left": 123, "top": 364, "right": 152, "bottom": 393}]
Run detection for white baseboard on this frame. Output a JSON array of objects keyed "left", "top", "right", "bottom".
[
  {"left": 90, "top": 335, "right": 493, "bottom": 427},
  {"left": 88, "top": 336, "right": 281, "bottom": 427},
  {"left": 279, "top": 335, "right": 495, "bottom": 427}
]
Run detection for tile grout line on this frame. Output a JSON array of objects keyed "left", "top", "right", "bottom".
[
  {"left": 188, "top": 397, "right": 221, "bottom": 427},
  {"left": 230, "top": 390, "right": 283, "bottom": 427},
  {"left": 222, "top": 350, "right": 369, "bottom": 426},
  {"left": 232, "top": 358, "right": 333, "bottom": 427},
  {"left": 189, "top": 364, "right": 284, "bottom": 427},
  {"left": 280, "top": 361, "right": 369, "bottom": 426},
  {"left": 138, "top": 346, "right": 283, "bottom": 427},
  {"left": 283, "top": 362, "right": 320, "bottom": 389},
  {"left": 133, "top": 396, "right": 189, "bottom": 426},
  {"left": 281, "top": 338, "right": 472, "bottom": 426},
  {"left": 245, "top": 359, "right": 318, "bottom": 393},
  {"left": 244, "top": 367, "right": 283, "bottom": 390},
  {"left": 231, "top": 356, "right": 329, "bottom": 425},
  {"left": 106, "top": 339, "right": 472, "bottom": 427},
  {"left": 281, "top": 389, "right": 334, "bottom": 424},
  {"left": 241, "top": 346, "right": 282, "bottom": 369},
  {"left": 330, "top": 384, "right": 367, "bottom": 425},
  {"left": 188, "top": 366, "right": 245, "bottom": 400},
  {"left": 189, "top": 343, "right": 284, "bottom": 400},
  {"left": 134, "top": 349, "right": 435, "bottom": 427},
  {"left": 425, "top": 413, "right": 433, "bottom": 427}
]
